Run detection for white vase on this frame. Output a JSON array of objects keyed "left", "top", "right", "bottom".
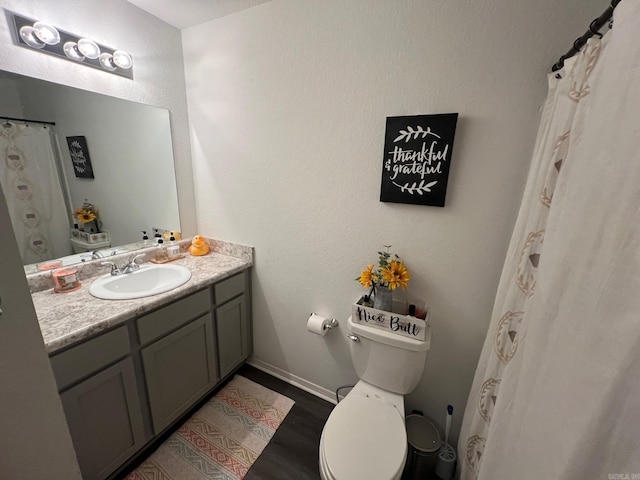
[{"left": 373, "top": 285, "right": 393, "bottom": 311}]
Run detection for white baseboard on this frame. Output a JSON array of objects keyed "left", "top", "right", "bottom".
[{"left": 247, "top": 357, "right": 338, "bottom": 405}]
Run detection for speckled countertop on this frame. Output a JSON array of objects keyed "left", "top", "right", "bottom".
[{"left": 30, "top": 239, "right": 253, "bottom": 355}]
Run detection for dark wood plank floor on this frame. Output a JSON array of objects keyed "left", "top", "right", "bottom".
[{"left": 238, "top": 364, "right": 334, "bottom": 480}]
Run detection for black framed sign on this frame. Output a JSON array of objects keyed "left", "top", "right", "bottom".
[
  {"left": 380, "top": 113, "right": 458, "bottom": 207},
  {"left": 66, "top": 136, "right": 94, "bottom": 179}
]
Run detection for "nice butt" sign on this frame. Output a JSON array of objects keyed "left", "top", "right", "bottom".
[{"left": 352, "top": 298, "right": 429, "bottom": 341}]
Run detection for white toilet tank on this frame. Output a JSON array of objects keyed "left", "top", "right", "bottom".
[{"left": 348, "top": 315, "right": 430, "bottom": 394}]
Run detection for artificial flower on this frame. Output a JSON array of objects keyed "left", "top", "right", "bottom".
[
  {"left": 357, "top": 264, "right": 378, "bottom": 289},
  {"left": 381, "top": 259, "right": 410, "bottom": 291},
  {"left": 356, "top": 246, "right": 410, "bottom": 291}
]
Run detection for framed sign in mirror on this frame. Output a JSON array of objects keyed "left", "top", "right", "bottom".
[{"left": 66, "top": 136, "right": 94, "bottom": 178}]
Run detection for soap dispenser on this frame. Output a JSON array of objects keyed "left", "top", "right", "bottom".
[
  {"left": 153, "top": 228, "right": 162, "bottom": 245},
  {"left": 141, "top": 230, "right": 149, "bottom": 246},
  {"left": 155, "top": 237, "right": 168, "bottom": 262},
  {"left": 167, "top": 232, "right": 180, "bottom": 258}
]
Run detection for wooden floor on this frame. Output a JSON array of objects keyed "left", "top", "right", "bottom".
[{"left": 238, "top": 365, "right": 334, "bottom": 480}]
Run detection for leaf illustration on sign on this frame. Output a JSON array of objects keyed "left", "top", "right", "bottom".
[
  {"left": 393, "top": 126, "right": 441, "bottom": 143},
  {"left": 380, "top": 114, "right": 458, "bottom": 207},
  {"left": 392, "top": 179, "right": 438, "bottom": 195}
]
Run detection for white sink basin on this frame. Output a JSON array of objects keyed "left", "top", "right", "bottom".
[{"left": 89, "top": 264, "right": 191, "bottom": 300}]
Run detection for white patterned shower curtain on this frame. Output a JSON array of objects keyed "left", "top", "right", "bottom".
[
  {"left": 0, "top": 123, "right": 71, "bottom": 264},
  {"left": 459, "top": 2, "right": 640, "bottom": 479}
]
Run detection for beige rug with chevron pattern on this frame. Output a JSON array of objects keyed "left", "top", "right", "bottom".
[{"left": 125, "top": 375, "right": 295, "bottom": 480}]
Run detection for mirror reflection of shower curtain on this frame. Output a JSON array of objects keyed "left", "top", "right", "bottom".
[{"left": 0, "top": 123, "right": 72, "bottom": 264}]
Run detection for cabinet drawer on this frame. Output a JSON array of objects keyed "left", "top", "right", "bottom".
[
  {"left": 51, "top": 326, "right": 130, "bottom": 391},
  {"left": 137, "top": 288, "right": 211, "bottom": 345},
  {"left": 214, "top": 272, "right": 245, "bottom": 305}
]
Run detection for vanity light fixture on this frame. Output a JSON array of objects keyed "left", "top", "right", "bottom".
[
  {"left": 7, "top": 12, "right": 133, "bottom": 79},
  {"left": 32, "top": 21, "right": 60, "bottom": 45},
  {"left": 77, "top": 38, "right": 101, "bottom": 59},
  {"left": 63, "top": 42, "right": 85, "bottom": 61}
]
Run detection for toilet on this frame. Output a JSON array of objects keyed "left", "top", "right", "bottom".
[{"left": 319, "top": 315, "right": 431, "bottom": 480}]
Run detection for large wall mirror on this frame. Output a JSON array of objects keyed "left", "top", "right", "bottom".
[{"left": 0, "top": 70, "right": 181, "bottom": 272}]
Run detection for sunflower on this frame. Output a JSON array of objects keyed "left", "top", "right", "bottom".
[
  {"left": 381, "top": 259, "right": 410, "bottom": 291},
  {"left": 75, "top": 209, "right": 96, "bottom": 223},
  {"left": 357, "top": 264, "right": 378, "bottom": 289}
]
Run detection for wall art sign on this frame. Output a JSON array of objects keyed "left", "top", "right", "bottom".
[
  {"left": 66, "top": 136, "right": 94, "bottom": 179},
  {"left": 380, "top": 113, "right": 458, "bottom": 207}
]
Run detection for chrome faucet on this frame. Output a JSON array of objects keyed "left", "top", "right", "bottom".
[
  {"left": 121, "top": 254, "right": 145, "bottom": 274},
  {"left": 101, "top": 261, "right": 123, "bottom": 276},
  {"left": 101, "top": 254, "right": 145, "bottom": 276}
]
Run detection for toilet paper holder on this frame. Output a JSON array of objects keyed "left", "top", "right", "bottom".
[{"left": 310, "top": 313, "right": 339, "bottom": 331}]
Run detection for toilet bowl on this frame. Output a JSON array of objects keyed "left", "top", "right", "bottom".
[
  {"left": 319, "top": 381, "right": 407, "bottom": 480},
  {"left": 319, "top": 315, "right": 431, "bottom": 480}
]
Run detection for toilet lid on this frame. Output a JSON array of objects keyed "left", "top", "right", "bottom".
[{"left": 324, "top": 394, "right": 407, "bottom": 480}]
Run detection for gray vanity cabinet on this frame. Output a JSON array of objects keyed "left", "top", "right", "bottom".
[
  {"left": 50, "top": 327, "right": 145, "bottom": 480},
  {"left": 137, "top": 288, "right": 218, "bottom": 434},
  {"left": 141, "top": 314, "right": 217, "bottom": 433},
  {"left": 48, "top": 268, "right": 251, "bottom": 480},
  {"left": 215, "top": 271, "right": 251, "bottom": 378},
  {"left": 216, "top": 294, "right": 250, "bottom": 377}
]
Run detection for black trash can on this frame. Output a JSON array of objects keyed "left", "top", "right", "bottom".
[{"left": 402, "top": 414, "right": 442, "bottom": 480}]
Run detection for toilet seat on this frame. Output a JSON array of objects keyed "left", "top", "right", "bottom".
[{"left": 321, "top": 393, "right": 407, "bottom": 480}]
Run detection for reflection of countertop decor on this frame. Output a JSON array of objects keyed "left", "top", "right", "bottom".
[
  {"left": 73, "top": 199, "right": 101, "bottom": 233},
  {"left": 71, "top": 228, "right": 110, "bottom": 244},
  {"left": 356, "top": 245, "right": 410, "bottom": 311}
]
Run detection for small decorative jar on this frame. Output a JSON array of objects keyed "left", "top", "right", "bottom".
[{"left": 52, "top": 267, "right": 81, "bottom": 293}]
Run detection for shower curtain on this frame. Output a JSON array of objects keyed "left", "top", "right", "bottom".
[
  {"left": 459, "top": 2, "right": 640, "bottom": 479},
  {"left": 0, "top": 123, "right": 71, "bottom": 265}
]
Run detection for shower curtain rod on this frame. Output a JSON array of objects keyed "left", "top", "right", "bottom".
[
  {"left": 551, "top": 0, "right": 621, "bottom": 72},
  {"left": 1, "top": 115, "right": 56, "bottom": 126}
]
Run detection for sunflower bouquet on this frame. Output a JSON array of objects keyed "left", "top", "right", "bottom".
[
  {"left": 356, "top": 245, "right": 410, "bottom": 295},
  {"left": 73, "top": 199, "right": 101, "bottom": 233}
]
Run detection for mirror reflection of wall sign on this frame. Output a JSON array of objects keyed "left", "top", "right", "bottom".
[
  {"left": 66, "top": 136, "right": 94, "bottom": 179},
  {"left": 380, "top": 113, "right": 458, "bottom": 207}
]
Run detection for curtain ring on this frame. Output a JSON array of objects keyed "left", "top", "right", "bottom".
[
  {"left": 589, "top": 19, "right": 603, "bottom": 38},
  {"left": 553, "top": 55, "right": 566, "bottom": 72}
]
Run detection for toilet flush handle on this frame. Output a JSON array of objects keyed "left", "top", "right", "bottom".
[{"left": 347, "top": 334, "right": 360, "bottom": 342}]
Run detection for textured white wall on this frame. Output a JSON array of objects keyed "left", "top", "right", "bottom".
[
  {"left": 0, "top": 0, "right": 196, "bottom": 235},
  {"left": 183, "top": 0, "right": 605, "bottom": 442}
]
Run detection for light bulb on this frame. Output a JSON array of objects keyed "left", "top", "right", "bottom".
[
  {"left": 112, "top": 50, "right": 133, "bottom": 69},
  {"left": 19, "top": 26, "right": 45, "bottom": 49},
  {"left": 63, "top": 42, "right": 85, "bottom": 62},
  {"left": 33, "top": 21, "right": 60, "bottom": 45},
  {"left": 99, "top": 53, "right": 117, "bottom": 71},
  {"left": 77, "top": 38, "right": 100, "bottom": 59}
]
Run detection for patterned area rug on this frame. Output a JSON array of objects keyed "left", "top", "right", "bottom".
[{"left": 126, "top": 375, "right": 295, "bottom": 480}]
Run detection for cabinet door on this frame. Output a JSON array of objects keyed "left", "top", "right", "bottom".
[
  {"left": 216, "top": 294, "right": 250, "bottom": 378},
  {"left": 60, "top": 357, "right": 145, "bottom": 480},
  {"left": 142, "top": 314, "right": 218, "bottom": 433}
]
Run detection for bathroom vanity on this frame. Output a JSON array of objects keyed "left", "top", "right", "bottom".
[{"left": 30, "top": 241, "right": 253, "bottom": 480}]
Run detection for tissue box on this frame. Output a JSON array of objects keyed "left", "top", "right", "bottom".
[{"left": 352, "top": 296, "right": 429, "bottom": 341}]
